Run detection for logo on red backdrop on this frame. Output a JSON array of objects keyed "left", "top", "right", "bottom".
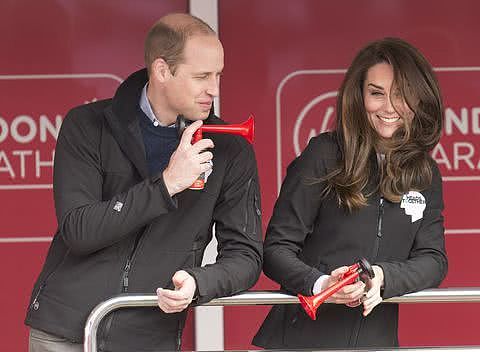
[
  {"left": 276, "top": 68, "right": 480, "bottom": 233},
  {"left": 292, "top": 90, "right": 337, "bottom": 156},
  {"left": 0, "top": 74, "right": 121, "bottom": 190}
]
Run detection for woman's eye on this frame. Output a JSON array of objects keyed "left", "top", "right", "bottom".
[{"left": 371, "top": 91, "right": 383, "bottom": 96}]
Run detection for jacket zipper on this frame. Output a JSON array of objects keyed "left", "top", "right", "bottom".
[
  {"left": 351, "top": 196, "right": 384, "bottom": 347},
  {"left": 254, "top": 193, "right": 261, "bottom": 216},
  {"left": 243, "top": 178, "right": 253, "bottom": 233},
  {"left": 122, "top": 259, "right": 132, "bottom": 292},
  {"left": 244, "top": 178, "right": 260, "bottom": 235},
  {"left": 121, "top": 224, "right": 150, "bottom": 293},
  {"left": 30, "top": 283, "right": 45, "bottom": 311},
  {"left": 100, "top": 224, "right": 151, "bottom": 349},
  {"left": 30, "top": 249, "right": 70, "bottom": 312},
  {"left": 371, "top": 197, "right": 384, "bottom": 262}
]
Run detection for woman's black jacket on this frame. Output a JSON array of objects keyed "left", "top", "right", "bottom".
[{"left": 253, "top": 132, "right": 447, "bottom": 349}]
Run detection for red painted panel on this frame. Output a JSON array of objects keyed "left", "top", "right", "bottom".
[
  {"left": 0, "top": 1, "right": 190, "bottom": 351},
  {"left": 219, "top": 0, "right": 480, "bottom": 349},
  {"left": 1, "top": 243, "right": 50, "bottom": 351}
]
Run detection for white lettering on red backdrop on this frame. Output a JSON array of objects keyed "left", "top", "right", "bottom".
[{"left": 0, "top": 74, "right": 121, "bottom": 190}]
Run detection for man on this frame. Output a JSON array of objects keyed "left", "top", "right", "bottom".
[{"left": 26, "top": 13, "right": 262, "bottom": 352}]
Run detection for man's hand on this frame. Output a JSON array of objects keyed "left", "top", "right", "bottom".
[
  {"left": 320, "top": 266, "right": 366, "bottom": 306},
  {"left": 163, "top": 120, "right": 214, "bottom": 196},
  {"left": 157, "top": 270, "right": 197, "bottom": 313},
  {"left": 362, "top": 265, "right": 384, "bottom": 316}
]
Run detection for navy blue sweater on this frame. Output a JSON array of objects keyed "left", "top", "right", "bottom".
[{"left": 138, "top": 109, "right": 179, "bottom": 176}]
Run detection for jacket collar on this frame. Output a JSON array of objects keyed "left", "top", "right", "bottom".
[
  {"left": 104, "top": 69, "right": 149, "bottom": 179},
  {"left": 112, "top": 68, "right": 148, "bottom": 126}
]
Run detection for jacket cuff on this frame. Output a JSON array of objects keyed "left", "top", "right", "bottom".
[
  {"left": 304, "top": 268, "right": 323, "bottom": 296},
  {"left": 152, "top": 172, "right": 178, "bottom": 210},
  {"left": 183, "top": 268, "right": 208, "bottom": 304},
  {"left": 375, "top": 262, "right": 393, "bottom": 298}
]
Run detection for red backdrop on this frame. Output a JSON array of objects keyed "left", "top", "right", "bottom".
[
  {"left": 218, "top": 0, "right": 480, "bottom": 350},
  {"left": 1, "top": 1, "right": 480, "bottom": 350},
  {"left": 0, "top": 1, "right": 193, "bottom": 350}
]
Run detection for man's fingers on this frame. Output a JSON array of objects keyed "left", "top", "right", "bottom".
[
  {"left": 158, "top": 301, "right": 189, "bottom": 313},
  {"left": 159, "top": 298, "right": 190, "bottom": 308},
  {"left": 179, "top": 120, "right": 203, "bottom": 147},
  {"left": 157, "top": 288, "right": 192, "bottom": 314},
  {"left": 197, "top": 151, "right": 214, "bottom": 164},
  {"left": 191, "top": 138, "right": 214, "bottom": 153},
  {"left": 157, "top": 288, "right": 189, "bottom": 301},
  {"left": 201, "top": 162, "right": 212, "bottom": 174},
  {"left": 172, "top": 270, "right": 190, "bottom": 289}
]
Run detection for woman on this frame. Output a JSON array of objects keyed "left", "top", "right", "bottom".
[{"left": 253, "top": 37, "right": 447, "bottom": 349}]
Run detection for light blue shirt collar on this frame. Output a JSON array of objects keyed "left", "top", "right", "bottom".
[{"left": 140, "top": 83, "right": 175, "bottom": 127}]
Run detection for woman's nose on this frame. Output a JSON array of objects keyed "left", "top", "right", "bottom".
[{"left": 383, "top": 96, "right": 396, "bottom": 114}]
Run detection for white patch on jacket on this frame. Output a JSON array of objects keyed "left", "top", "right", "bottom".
[{"left": 400, "top": 191, "right": 426, "bottom": 222}]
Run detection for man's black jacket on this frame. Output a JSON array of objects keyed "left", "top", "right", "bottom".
[{"left": 25, "top": 69, "right": 263, "bottom": 351}]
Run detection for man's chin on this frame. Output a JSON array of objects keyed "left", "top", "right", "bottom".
[{"left": 183, "top": 112, "right": 210, "bottom": 121}]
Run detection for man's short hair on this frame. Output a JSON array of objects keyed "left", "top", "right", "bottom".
[{"left": 144, "top": 13, "right": 215, "bottom": 75}]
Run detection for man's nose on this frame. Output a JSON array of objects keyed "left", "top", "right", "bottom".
[{"left": 206, "top": 76, "right": 220, "bottom": 97}]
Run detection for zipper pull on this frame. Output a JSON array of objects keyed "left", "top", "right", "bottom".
[
  {"left": 30, "top": 284, "right": 45, "bottom": 311},
  {"left": 377, "top": 197, "right": 384, "bottom": 238},
  {"left": 122, "top": 259, "right": 131, "bottom": 292},
  {"left": 31, "top": 300, "right": 40, "bottom": 310}
]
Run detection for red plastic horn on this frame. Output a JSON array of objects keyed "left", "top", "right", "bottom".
[
  {"left": 297, "top": 258, "right": 374, "bottom": 320},
  {"left": 193, "top": 115, "right": 254, "bottom": 144},
  {"left": 176, "top": 115, "right": 255, "bottom": 189}
]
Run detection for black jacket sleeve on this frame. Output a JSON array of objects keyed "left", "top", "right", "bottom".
[
  {"left": 186, "top": 141, "right": 263, "bottom": 303},
  {"left": 263, "top": 135, "right": 332, "bottom": 296},
  {"left": 53, "top": 107, "right": 177, "bottom": 255},
  {"left": 377, "top": 163, "right": 448, "bottom": 298}
]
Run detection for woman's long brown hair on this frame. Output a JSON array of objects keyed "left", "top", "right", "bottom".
[{"left": 323, "top": 38, "right": 443, "bottom": 211}]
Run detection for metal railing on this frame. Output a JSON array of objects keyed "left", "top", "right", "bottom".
[{"left": 84, "top": 288, "right": 480, "bottom": 352}]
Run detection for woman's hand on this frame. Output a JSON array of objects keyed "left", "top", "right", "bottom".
[
  {"left": 362, "top": 265, "right": 384, "bottom": 316},
  {"left": 319, "top": 266, "right": 366, "bottom": 305}
]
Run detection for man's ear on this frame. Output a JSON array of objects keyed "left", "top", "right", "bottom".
[{"left": 151, "top": 58, "right": 172, "bottom": 83}]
